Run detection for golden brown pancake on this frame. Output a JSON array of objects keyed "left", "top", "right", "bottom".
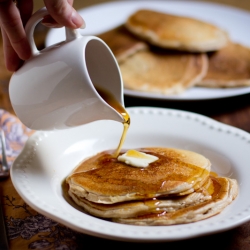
[
  {"left": 197, "top": 42, "right": 250, "bottom": 87},
  {"left": 114, "top": 176, "right": 238, "bottom": 225},
  {"left": 125, "top": 9, "right": 229, "bottom": 52},
  {"left": 68, "top": 177, "right": 213, "bottom": 219},
  {"left": 97, "top": 25, "right": 148, "bottom": 63},
  {"left": 119, "top": 48, "right": 208, "bottom": 95},
  {"left": 66, "top": 147, "right": 238, "bottom": 226},
  {"left": 66, "top": 147, "right": 211, "bottom": 204}
]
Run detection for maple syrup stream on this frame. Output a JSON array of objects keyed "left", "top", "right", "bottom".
[{"left": 96, "top": 87, "right": 130, "bottom": 158}]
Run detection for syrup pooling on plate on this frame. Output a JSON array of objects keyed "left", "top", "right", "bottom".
[{"left": 96, "top": 87, "right": 130, "bottom": 158}]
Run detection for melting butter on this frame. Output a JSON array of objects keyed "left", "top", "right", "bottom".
[{"left": 118, "top": 149, "right": 159, "bottom": 168}]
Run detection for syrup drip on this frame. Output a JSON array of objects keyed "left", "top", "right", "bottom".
[{"left": 96, "top": 87, "right": 130, "bottom": 158}]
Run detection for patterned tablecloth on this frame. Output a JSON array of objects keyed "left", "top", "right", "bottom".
[
  {"left": 0, "top": 109, "right": 91, "bottom": 250},
  {"left": 1, "top": 109, "right": 250, "bottom": 250}
]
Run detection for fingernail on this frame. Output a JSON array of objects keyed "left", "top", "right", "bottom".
[
  {"left": 71, "top": 11, "right": 86, "bottom": 29},
  {"left": 80, "top": 20, "right": 86, "bottom": 29}
]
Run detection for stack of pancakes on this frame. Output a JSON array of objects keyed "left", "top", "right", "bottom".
[
  {"left": 97, "top": 9, "right": 250, "bottom": 95},
  {"left": 66, "top": 147, "right": 238, "bottom": 226}
]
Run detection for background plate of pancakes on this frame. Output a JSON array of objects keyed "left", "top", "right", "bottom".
[
  {"left": 46, "top": 0, "right": 250, "bottom": 101},
  {"left": 11, "top": 107, "right": 250, "bottom": 242}
]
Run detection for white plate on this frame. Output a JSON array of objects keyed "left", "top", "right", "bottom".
[
  {"left": 46, "top": 0, "right": 250, "bottom": 101},
  {"left": 11, "top": 107, "right": 250, "bottom": 242}
]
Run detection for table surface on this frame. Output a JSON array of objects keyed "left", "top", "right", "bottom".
[{"left": 1, "top": 0, "right": 250, "bottom": 249}]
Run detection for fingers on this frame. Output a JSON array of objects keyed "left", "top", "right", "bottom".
[
  {"left": 0, "top": 0, "right": 85, "bottom": 72},
  {"left": 0, "top": 0, "right": 32, "bottom": 71},
  {"left": 17, "top": 0, "right": 33, "bottom": 26},
  {"left": 1, "top": 28, "right": 22, "bottom": 71},
  {"left": 43, "top": 0, "right": 85, "bottom": 29}
]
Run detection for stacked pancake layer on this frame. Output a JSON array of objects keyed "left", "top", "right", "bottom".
[
  {"left": 97, "top": 9, "right": 250, "bottom": 94},
  {"left": 119, "top": 49, "right": 208, "bottom": 95},
  {"left": 125, "top": 9, "right": 228, "bottom": 52},
  {"left": 66, "top": 147, "right": 238, "bottom": 226},
  {"left": 197, "top": 42, "right": 250, "bottom": 87}
]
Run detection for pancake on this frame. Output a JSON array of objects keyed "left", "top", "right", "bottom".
[
  {"left": 125, "top": 9, "right": 229, "bottom": 52},
  {"left": 97, "top": 25, "right": 148, "bottom": 63},
  {"left": 68, "top": 177, "right": 213, "bottom": 219},
  {"left": 119, "top": 48, "right": 208, "bottom": 95},
  {"left": 66, "top": 147, "right": 211, "bottom": 204},
  {"left": 114, "top": 176, "right": 238, "bottom": 225},
  {"left": 197, "top": 42, "right": 250, "bottom": 87}
]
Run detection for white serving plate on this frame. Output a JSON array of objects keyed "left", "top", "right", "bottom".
[{"left": 11, "top": 107, "right": 250, "bottom": 242}]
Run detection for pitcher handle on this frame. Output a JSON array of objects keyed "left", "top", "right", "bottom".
[{"left": 25, "top": 7, "right": 82, "bottom": 56}]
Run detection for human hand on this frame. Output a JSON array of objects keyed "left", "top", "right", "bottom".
[{"left": 0, "top": 0, "right": 85, "bottom": 72}]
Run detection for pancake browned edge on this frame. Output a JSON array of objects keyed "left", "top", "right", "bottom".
[
  {"left": 125, "top": 9, "right": 229, "bottom": 52},
  {"left": 97, "top": 25, "right": 148, "bottom": 63},
  {"left": 119, "top": 48, "right": 208, "bottom": 95},
  {"left": 114, "top": 176, "right": 238, "bottom": 225},
  {"left": 197, "top": 42, "right": 250, "bottom": 87},
  {"left": 68, "top": 176, "right": 213, "bottom": 219}
]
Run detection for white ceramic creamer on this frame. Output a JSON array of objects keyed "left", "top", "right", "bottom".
[{"left": 9, "top": 7, "right": 125, "bottom": 130}]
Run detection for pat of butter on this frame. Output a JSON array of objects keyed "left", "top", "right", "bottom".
[{"left": 118, "top": 149, "right": 158, "bottom": 168}]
